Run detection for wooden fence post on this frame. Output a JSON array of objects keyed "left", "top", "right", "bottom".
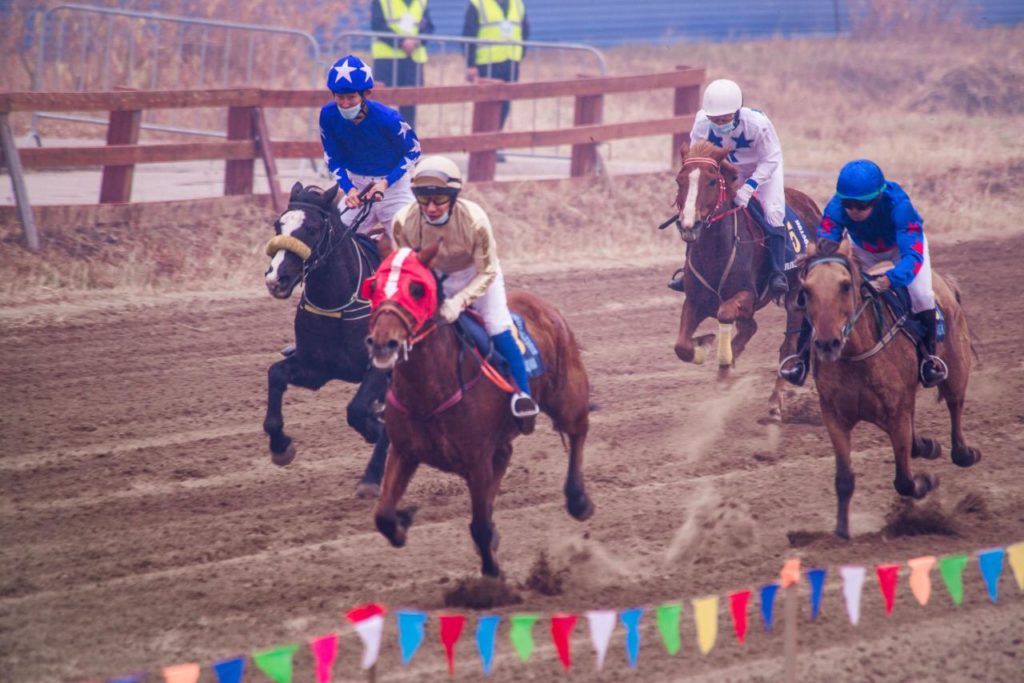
[
  {"left": 467, "top": 80, "right": 503, "bottom": 182},
  {"left": 0, "top": 112, "right": 40, "bottom": 251},
  {"left": 252, "top": 107, "right": 285, "bottom": 214},
  {"left": 99, "top": 107, "right": 142, "bottom": 203},
  {"left": 570, "top": 82, "right": 603, "bottom": 177},
  {"left": 224, "top": 105, "right": 255, "bottom": 196},
  {"left": 672, "top": 66, "right": 702, "bottom": 167}
]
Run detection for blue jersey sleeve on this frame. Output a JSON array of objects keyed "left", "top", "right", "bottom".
[
  {"left": 319, "top": 106, "right": 354, "bottom": 192},
  {"left": 885, "top": 198, "right": 925, "bottom": 289},
  {"left": 382, "top": 114, "right": 421, "bottom": 188},
  {"left": 817, "top": 195, "right": 846, "bottom": 243}
]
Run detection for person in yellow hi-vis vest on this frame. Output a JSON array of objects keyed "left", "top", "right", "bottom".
[
  {"left": 371, "top": 0, "right": 435, "bottom": 128},
  {"left": 462, "top": 0, "right": 530, "bottom": 138}
]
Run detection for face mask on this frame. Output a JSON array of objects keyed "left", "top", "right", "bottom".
[
  {"left": 710, "top": 119, "right": 737, "bottom": 135},
  {"left": 424, "top": 210, "right": 451, "bottom": 226},
  {"left": 338, "top": 102, "right": 362, "bottom": 120}
]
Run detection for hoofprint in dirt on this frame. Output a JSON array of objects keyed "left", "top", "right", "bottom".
[{"left": 0, "top": 238, "right": 1021, "bottom": 682}]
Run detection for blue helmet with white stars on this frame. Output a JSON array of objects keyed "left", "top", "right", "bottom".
[
  {"left": 836, "top": 159, "right": 887, "bottom": 201},
  {"left": 327, "top": 54, "right": 374, "bottom": 94}
]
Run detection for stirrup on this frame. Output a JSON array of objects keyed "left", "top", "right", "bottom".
[
  {"left": 511, "top": 392, "right": 540, "bottom": 418},
  {"left": 667, "top": 267, "right": 686, "bottom": 293},
  {"left": 919, "top": 355, "right": 948, "bottom": 388},
  {"left": 778, "top": 353, "right": 808, "bottom": 387}
]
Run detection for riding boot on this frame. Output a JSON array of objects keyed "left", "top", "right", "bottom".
[
  {"left": 914, "top": 309, "right": 948, "bottom": 387},
  {"left": 778, "top": 316, "right": 812, "bottom": 386},
  {"left": 667, "top": 266, "right": 686, "bottom": 293},
  {"left": 766, "top": 232, "right": 790, "bottom": 299},
  {"left": 491, "top": 330, "right": 540, "bottom": 431}
]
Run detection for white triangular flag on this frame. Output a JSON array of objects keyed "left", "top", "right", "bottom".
[
  {"left": 586, "top": 610, "right": 617, "bottom": 671},
  {"left": 840, "top": 565, "right": 866, "bottom": 625},
  {"left": 346, "top": 604, "right": 386, "bottom": 670}
]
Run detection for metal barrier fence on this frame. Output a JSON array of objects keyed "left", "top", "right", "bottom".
[{"left": 30, "top": 3, "right": 322, "bottom": 143}]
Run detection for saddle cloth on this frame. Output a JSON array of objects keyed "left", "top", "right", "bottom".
[
  {"left": 455, "top": 309, "right": 546, "bottom": 379},
  {"left": 746, "top": 198, "right": 811, "bottom": 271}
]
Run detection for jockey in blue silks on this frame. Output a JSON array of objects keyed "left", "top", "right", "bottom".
[
  {"left": 320, "top": 53, "right": 420, "bottom": 238},
  {"left": 779, "top": 159, "right": 948, "bottom": 388}
]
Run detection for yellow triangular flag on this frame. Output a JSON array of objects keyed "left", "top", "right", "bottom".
[
  {"left": 1008, "top": 543, "right": 1024, "bottom": 592},
  {"left": 692, "top": 595, "right": 718, "bottom": 655},
  {"left": 907, "top": 556, "right": 936, "bottom": 606}
]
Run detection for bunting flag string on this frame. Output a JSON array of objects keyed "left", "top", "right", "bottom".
[{"left": 87, "top": 541, "right": 1023, "bottom": 682}]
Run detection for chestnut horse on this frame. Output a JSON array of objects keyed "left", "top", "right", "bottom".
[
  {"left": 364, "top": 242, "right": 594, "bottom": 577},
  {"left": 671, "top": 140, "right": 822, "bottom": 419},
  {"left": 799, "top": 239, "right": 981, "bottom": 539}
]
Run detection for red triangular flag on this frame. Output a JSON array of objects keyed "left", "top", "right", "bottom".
[
  {"left": 439, "top": 614, "right": 465, "bottom": 676},
  {"left": 876, "top": 564, "right": 900, "bottom": 615},
  {"left": 729, "top": 590, "right": 751, "bottom": 644},
  {"left": 550, "top": 614, "right": 578, "bottom": 671},
  {"left": 346, "top": 603, "right": 385, "bottom": 623}
]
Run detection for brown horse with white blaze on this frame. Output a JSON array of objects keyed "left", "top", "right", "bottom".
[
  {"left": 672, "top": 140, "right": 822, "bottom": 419},
  {"left": 364, "top": 241, "right": 594, "bottom": 578},
  {"left": 799, "top": 239, "right": 981, "bottom": 539}
]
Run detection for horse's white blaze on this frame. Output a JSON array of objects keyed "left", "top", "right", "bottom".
[
  {"left": 681, "top": 168, "right": 699, "bottom": 229},
  {"left": 265, "top": 210, "right": 307, "bottom": 285},
  {"left": 384, "top": 248, "right": 414, "bottom": 298}
]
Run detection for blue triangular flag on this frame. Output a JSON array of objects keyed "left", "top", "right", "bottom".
[
  {"left": 760, "top": 583, "right": 779, "bottom": 632},
  {"left": 212, "top": 656, "right": 245, "bottom": 683},
  {"left": 397, "top": 610, "right": 428, "bottom": 665},
  {"left": 476, "top": 615, "right": 501, "bottom": 676},
  {"left": 107, "top": 676, "right": 146, "bottom": 683},
  {"left": 808, "top": 568, "right": 827, "bottom": 620},
  {"left": 620, "top": 607, "right": 644, "bottom": 669},
  {"left": 979, "top": 547, "right": 1005, "bottom": 603}
]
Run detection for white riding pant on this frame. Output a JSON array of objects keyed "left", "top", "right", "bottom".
[
  {"left": 750, "top": 172, "right": 785, "bottom": 227},
  {"left": 340, "top": 172, "right": 414, "bottom": 240},
  {"left": 853, "top": 236, "right": 935, "bottom": 313},
  {"left": 442, "top": 263, "right": 514, "bottom": 336}
]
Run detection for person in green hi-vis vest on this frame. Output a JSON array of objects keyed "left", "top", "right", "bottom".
[
  {"left": 462, "top": 0, "right": 530, "bottom": 145},
  {"left": 371, "top": 0, "right": 435, "bottom": 128}
]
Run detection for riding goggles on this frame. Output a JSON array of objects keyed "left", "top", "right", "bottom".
[
  {"left": 414, "top": 192, "right": 454, "bottom": 207},
  {"left": 841, "top": 197, "right": 878, "bottom": 211}
]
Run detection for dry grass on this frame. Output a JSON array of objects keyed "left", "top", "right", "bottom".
[{"left": 3, "top": 23, "right": 1023, "bottom": 297}]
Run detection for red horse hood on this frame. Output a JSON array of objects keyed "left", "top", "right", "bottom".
[{"left": 362, "top": 247, "right": 438, "bottom": 330}]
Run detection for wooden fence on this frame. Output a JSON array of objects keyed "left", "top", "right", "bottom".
[{"left": 0, "top": 67, "right": 705, "bottom": 250}]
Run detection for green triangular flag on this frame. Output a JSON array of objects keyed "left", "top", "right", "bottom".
[
  {"left": 939, "top": 554, "right": 969, "bottom": 606},
  {"left": 253, "top": 644, "right": 299, "bottom": 683},
  {"left": 656, "top": 603, "right": 682, "bottom": 656},
  {"left": 509, "top": 614, "right": 540, "bottom": 662}
]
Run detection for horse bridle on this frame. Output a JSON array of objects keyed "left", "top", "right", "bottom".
[
  {"left": 369, "top": 300, "right": 438, "bottom": 361},
  {"left": 678, "top": 156, "right": 745, "bottom": 233}
]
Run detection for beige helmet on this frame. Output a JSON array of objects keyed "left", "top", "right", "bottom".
[
  {"left": 702, "top": 79, "right": 743, "bottom": 117},
  {"left": 412, "top": 155, "right": 463, "bottom": 191}
]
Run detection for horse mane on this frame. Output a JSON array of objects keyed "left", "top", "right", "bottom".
[{"left": 687, "top": 140, "right": 728, "bottom": 161}]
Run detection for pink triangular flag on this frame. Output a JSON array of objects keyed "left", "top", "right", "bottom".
[
  {"left": 310, "top": 633, "right": 339, "bottom": 683},
  {"left": 876, "top": 564, "right": 900, "bottom": 615},
  {"left": 550, "top": 614, "right": 577, "bottom": 671},
  {"left": 907, "top": 556, "right": 936, "bottom": 606},
  {"left": 162, "top": 663, "right": 200, "bottom": 683},
  {"left": 439, "top": 614, "right": 465, "bottom": 676},
  {"left": 585, "top": 610, "right": 616, "bottom": 671},
  {"left": 346, "top": 603, "right": 386, "bottom": 669}
]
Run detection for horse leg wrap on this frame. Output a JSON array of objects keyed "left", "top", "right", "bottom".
[
  {"left": 692, "top": 344, "right": 706, "bottom": 365},
  {"left": 717, "top": 323, "right": 734, "bottom": 367}
]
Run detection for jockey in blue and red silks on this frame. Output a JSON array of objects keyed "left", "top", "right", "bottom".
[
  {"left": 779, "top": 159, "right": 948, "bottom": 388},
  {"left": 320, "top": 53, "right": 420, "bottom": 240}
]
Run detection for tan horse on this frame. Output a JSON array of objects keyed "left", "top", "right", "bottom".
[
  {"left": 799, "top": 238, "right": 981, "bottom": 539},
  {"left": 672, "top": 140, "right": 822, "bottom": 419}
]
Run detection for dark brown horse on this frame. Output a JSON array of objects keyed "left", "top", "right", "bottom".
[
  {"left": 671, "top": 140, "right": 822, "bottom": 419},
  {"left": 799, "top": 238, "right": 981, "bottom": 539},
  {"left": 364, "top": 242, "right": 594, "bottom": 577}
]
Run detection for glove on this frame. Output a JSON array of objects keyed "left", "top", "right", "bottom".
[
  {"left": 439, "top": 297, "right": 463, "bottom": 323},
  {"left": 866, "top": 273, "right": 892, "bottom": 294},
  {"left": 735, "top": 183, "right": 754, "bottom": 208}
]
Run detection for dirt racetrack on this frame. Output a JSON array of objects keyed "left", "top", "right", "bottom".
[{"left": 1, "top": 234, "right": 1022, "bottom": 682}]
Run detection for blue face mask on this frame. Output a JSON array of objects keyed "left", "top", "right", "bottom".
[
  {"left": 338, "top": 102, "right": 362, "bottom": 120},
  {"left": 710, "top": 119, "right": 737, "bottom": 135}
]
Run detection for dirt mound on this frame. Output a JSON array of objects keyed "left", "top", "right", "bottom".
[
  {"left": 443, "top": 577, "right": 523, "bottom": 609},
  {"left": 914, "top": 62, "right": 1024, "bottom": 115}
]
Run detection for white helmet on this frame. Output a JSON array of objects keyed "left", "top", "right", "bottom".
[
  {"left": 702, "top": 79, "right": 743, "bottom": 117},
  {"left": 412, "top": 155, "right": 463, "bottom": 190}
]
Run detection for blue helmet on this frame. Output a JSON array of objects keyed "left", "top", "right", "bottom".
[
  {"left": 836, "top": 159, "right": 887, "bottom": 201},
  {"left": 327, "top": 54, "right": 374, "bottom": 94}
]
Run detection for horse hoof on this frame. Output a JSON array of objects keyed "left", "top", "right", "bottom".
[
  {"left": 764, "top": 408, "right": 783, "bottom": 424},
  {"left": 271, "top": 443, "right": 296, "bottom": 467},
  {"left": 912, "top": 436, "right": 942, "bottom": 460},
  {"left": 912, "top": 473, "right": 939, "bottom": 499},
  {"left": 355, "top": 481, "right": 380, "bottom": 499},
  {"left": 834, "top": 527, "right": 851, "bottom": 541},
  {"left": 375, "top": 514, "right": 408, "bottom": 548},
  {"left": 952, "top": 446, "right": 982, "bottom": 468},
  {"left": 567, "top": 494, "right": 594, "bottom": 521}
]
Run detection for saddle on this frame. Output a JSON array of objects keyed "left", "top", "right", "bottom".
[
  {"left": 746, "top": 197, "right": 811, "bottom": 271},
  {"left": 864, "top": 263, "right": 946, "bottom": 346},
  {"left": 453, "top": 309, "right": 546, "bottom": 384}
]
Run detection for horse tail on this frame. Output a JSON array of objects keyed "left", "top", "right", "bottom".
[{"left": 943, "top": 273, "right": 981, "bottom": 365}]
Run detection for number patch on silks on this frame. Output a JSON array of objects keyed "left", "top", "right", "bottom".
[
  {"left": 511, "top": 313, "right": 545, "bottom": 378},
  {"left": 784, "top": 208, "right": 811, "bottom": 271}
]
